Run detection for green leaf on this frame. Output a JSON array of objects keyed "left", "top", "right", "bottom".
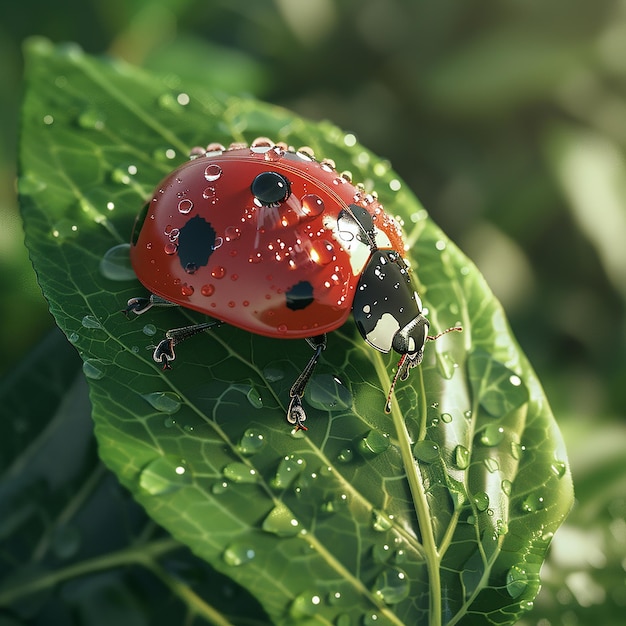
[{"left": 19, "top": 39, "right": 573, "bottom": 625}]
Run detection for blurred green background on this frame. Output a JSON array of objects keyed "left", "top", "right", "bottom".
[{"left": 2, "top": 0, "right": 625, "bottom": 624}]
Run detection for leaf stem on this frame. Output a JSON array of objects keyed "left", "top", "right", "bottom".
[{"left": 373, "top": 353, "right": 442, "bottom": 626}]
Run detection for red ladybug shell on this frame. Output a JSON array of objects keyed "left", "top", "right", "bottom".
[{"left": 130, "top": 144, "right": 406, "bottom": 339}]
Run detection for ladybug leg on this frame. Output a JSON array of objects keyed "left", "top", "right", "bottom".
[
  {"left": 123, "top": 294, "right": 178, "bottom": 317},
  {"left": 286, "top": 334, "right": 327, "bottom": 431},
  {"left": 152, "top": 321, "right": 222, "bottom": 370}
]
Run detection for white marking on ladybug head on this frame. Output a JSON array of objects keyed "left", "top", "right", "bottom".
[
  {"left": 374, "top": 228, "right": 392, "bottom": 249},
  {"left": 365, "top": 313, "right": 399, "bottom": 353},
  {"left": 324, "top": 214, "right": 370, "bottom": 275},
  {"left": 414, "top": 292, "right": 423, "bottom": 311}
]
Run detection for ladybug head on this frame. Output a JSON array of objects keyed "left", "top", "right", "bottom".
[{"left": 391, "top": 313, "right": 429, "bottom": 363}]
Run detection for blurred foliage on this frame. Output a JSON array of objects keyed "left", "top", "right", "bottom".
[{"left": 1, "top": 0, "right": 625, "bottom": 625}]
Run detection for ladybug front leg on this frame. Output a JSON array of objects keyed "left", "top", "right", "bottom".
[
  {"left": 123, "top": 294, "right": 179, "bottom": 317},
  {"left": 152, "top": 321, "right": 222, "bottom": 369},
  {"left": 286, "top": 334, "right": 327, "bottom": 431}
]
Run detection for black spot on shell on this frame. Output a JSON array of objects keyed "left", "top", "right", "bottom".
[
  {"left": 177, "top": 215, "right": 216, "bottom": 270},
  {"left": 286, "top": 281, "right": 314, "bottom": 311}
]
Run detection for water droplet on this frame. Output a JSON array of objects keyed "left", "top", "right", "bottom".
[
  {"left": 506, "top": 565, "right": 529, "bottom": 598},
  {"left": 164, "top": 242, "right": 178, "bottom": 255},
  {"left": 99, "top": 243, "right": 135, "bottom": 281},
  {"left": 262, "top": 365, "right": 284, "bottom": 382},
  {"left": 222, "top": 462, "right": 258, "bottom": 484},
  {"left": 521, "top": 493, "right": 545, "bottom": 513},
  {"left": 472, "top": 491, "right": 490, "bottom": 512},
  {"left": 358, "top": 430, "right": 390, "bottom": 458},
  {"left": 363, "top": 612, "right": 380, "bottom": 625},
  {"left": 480, "top": 424, "right": 505, "bottom": 447},
  {"left": 510, "top": 441, "right": 523, "bottom": 460},
  {"left": 82, "top": 359, "right": 105, "bottom": 380},
  {"left": 178, "top": 198, "right": 193, "bottom": 214},
  {"left": 290, "top": 591, "right": 322, "bottom": 618},
  {"left": 212, "top": 480, "right": 229, "bottom": 494},
  {"left": 77, "top": 108, "right": 105, "bottom": 130},
  {"left": 441, "top": 412, "right": 453, "bottom": 423},
  {"left": 52, "top": 220, "right": 78, "bottom": 241},
  {"left": 223, "top": 542, "right": 256, "bottom": 566},
  {"left": 211, "top": 266, "right": 226, "bottom": 279},
  {"left": 501, "top": 479, "right": 512, "bottom": 496},
  {"left": 372, "top": 567, "right": 410, "bottom": 604},
  {"left": 136, "top": 325, "right": 155, "bottom": 339},
  {"left": 550, "top": 459, "right": 567, "bottom": 478},
  {"left": 454, "top": 445, "right": 470, "bottom": 469},
  {"left": 372, "top": 542, "right": 393, "bottom": 563},
  {"left": 246, "top": 387, "right": 263, "bottom": 408},
  {"left": 180, "top": 283, "right": 194, "bottom": 297},
  {"left": 305, "top": 374, "right": 352, "bottom": 411},
  {"left": 81, "top": 315, "right": 102, "bottom": 329},
  {"left": 138, "top": 456, "right": 191, "bottom": 495},
  {"left": 413, "top": 440, "right": 440, "bottom": 463},
  {"left": 262, "top": 502, "right": 301, "bottom": 536},
  {"left": 336, "top": 448, "right": 354, "bottom": 463},
  {"left": 483, "top": 457, "right": 499, "bottom": 473},
  {"left": 68, "top": 332, "right": 80, "bottom": 343},
  {"left": 238, "top": 429, "right": 266, "bottom": 455},
  {"left": 271, "top": 455, "right": 306, "bottom": 489},
  {"left": 372, "top": 509, "right": 394, "bottom": 532},
  {"left": 201, "top": 284, "right": 215, "bottom": 297},
  {"left": 142, "top": 391, "right": 182, "bottom": 414},
  {"left": 301, "top": 194, "right": 325, "bottom": 218},
  {"left": 204, "top": 163, "right": 222, "bottom": 181}
]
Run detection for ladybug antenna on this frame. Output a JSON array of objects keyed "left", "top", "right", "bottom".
[
  {"left": 385, "top": 353, "right": 410, "bottom": 414},
  {"left": 385, "top": 325, "right": 463, "bottom": 413},
  {"left": 427, "top": 325, "right": 463, "bottom": 342}
]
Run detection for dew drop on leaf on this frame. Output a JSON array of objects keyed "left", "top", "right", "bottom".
[
  {"left": 550, "top": 460, "right": 567, "bottom": 478},
  {"left": 99, "top": 243, "right": 135, "bottom": 281},
  {"left": 372, "top": 567, "right": 410, "bottom": 604},
  {"left": 372, "top": 542, "right": 393, "bottom": 563},
  {"left": 271, "top": 455, "right": 306, "bottom": 489},
  {"left": 81, "top": 315, "right": 102, "bottom": 329},
  {"left": 372, "top": 509, "right": 394, "bottom": 532},
  {"left": 238, "top": 428, "right": 266, "bottom": 455},
  {"left": 336, "top": 448, "right": 354, "bottom": 463},
  {"left": 262, "top": 365, "right": 285, "bottom": 382},
  {"left": 480, "top": 424, "right": 505, "bottom": 447},
  {"left": 483, "top": 457, "right": 499, "bottom": 473},
  {"left": 222, "top": 462, "right": 258, "bottom": 484},
  {"left": 262, "top": 502, "right": 301, "bottom": 537},
  {"left": 521, "top": 493, "right": 545, "bottom": 513},
  {"left": 472, "top": 491, "right": 490, "bottom": 512},
  {"left": 501, "top": 479, "right": 513, "bottom": 496},
  {"left": 51, "top": 220, "right": 79, "bottom": 241},
  {"left": 82, "top": 358, "right": 104, "bottom": 380},
  {"left": 212, "top": 480, "right": 229, "bottom": 495},
  {"left": 290, "top": 591, "right": 322, "bottom": 618},
  {"left": 77, "top": 107, "right": 105, "bottom": 130},
  {"left": 141, "top": 391, "right": 182, "bottom": 414},
  {"left": 305, "top": 374, "right": 352, "bottom": 411},
  {"left": 142, "top": 324, "right": 157, "bottom": 336},
  {"left": 222, "top": 542, "right": 256, "bottom": 566},
  {"left": 358, "top": 430, "right": 390, "bottom": 458},
  {"left": 413, "top": 439, "right": 440, "bottom": 463},
  {"left": 138, "top": 457, "right": 191, "bottom": 495},
  {"left": 454, "top": 444, "right": 470, "bottom": 469},
  {"left": 506, "top": 565, "right": 529, "bottom": 598}
]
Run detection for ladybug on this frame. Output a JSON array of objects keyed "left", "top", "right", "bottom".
[{"left": 126, "top": 138, "right": 461, "bottom": 430}]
